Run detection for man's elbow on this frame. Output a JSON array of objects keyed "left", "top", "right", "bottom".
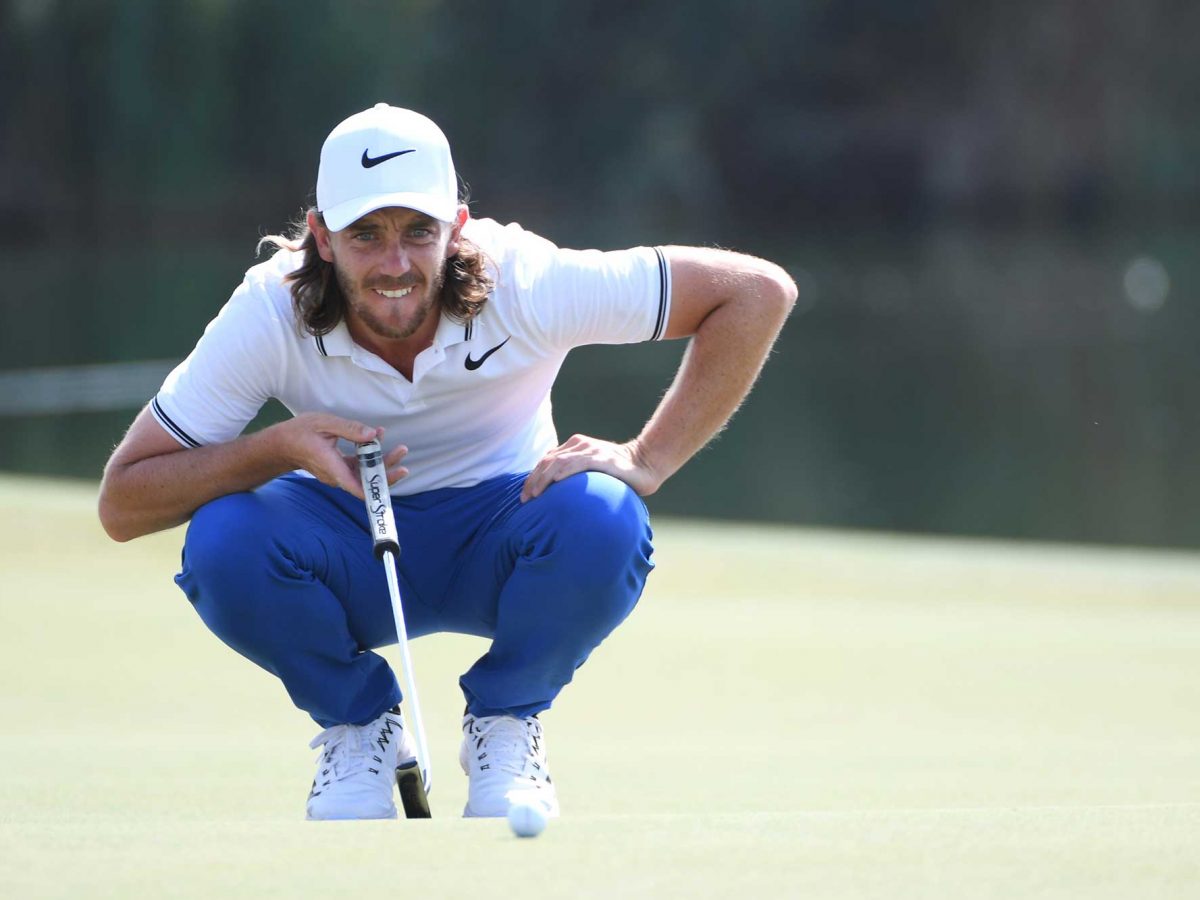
[
  {"left": 754, "top": 261, "right": 798, "bottom": 322},
  {"left": 97, "top": 479, "right": 138, "bottom": 543},
  {"left": 98, "top": 501, "right": 131, "bottom": 543}
]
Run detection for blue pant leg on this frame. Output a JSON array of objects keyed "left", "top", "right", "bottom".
[
  {"left": 175, "top": 476, "right": 407, "bottom": 728},
  {"left": 456, "top": 471, "right": 655, "bottom": 718}
]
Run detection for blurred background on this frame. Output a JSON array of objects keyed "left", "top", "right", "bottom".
[{"left": 1, "top": 0, "right": 1196, "bottom": 548}]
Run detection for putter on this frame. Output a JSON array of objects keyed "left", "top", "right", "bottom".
[{"left": 356, "top": 438, "right": 432, "bottom": 818}]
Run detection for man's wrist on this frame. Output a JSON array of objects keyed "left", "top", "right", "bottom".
[
  {"left": 248, "top": 421, "right": 296, "bottom": 475},
  {"left": 626, "top": 436, "right": 670, "bottom": 495}
]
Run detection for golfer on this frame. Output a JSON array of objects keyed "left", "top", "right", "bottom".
[{"left": 98, "top": 104, "right": 796, "bottom": 820}]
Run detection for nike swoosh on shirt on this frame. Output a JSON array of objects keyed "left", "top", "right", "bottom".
[
  {"left": 464, "top": 337, "right": 511, "bottom": 371},
  {"left": 361, "top": 148, "right": 416, "bottom": 168}
]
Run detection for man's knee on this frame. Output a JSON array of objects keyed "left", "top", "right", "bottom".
[
  {"left": 180, "top": 490, "right": 322, "bottom": 658},
  {"left": 534, "top": 472, "right": 653, "bottom": 575},
  {"left": 183, "top": 492, "right": 274, "bottom": 588}
]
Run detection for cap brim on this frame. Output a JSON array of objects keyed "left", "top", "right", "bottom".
[{"left": 321, "top": 192, "right": 458, "bottom": 232}]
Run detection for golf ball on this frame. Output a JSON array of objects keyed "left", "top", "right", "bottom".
[{"left": 507, "top": 800, "right": 548, "bottom": 838}]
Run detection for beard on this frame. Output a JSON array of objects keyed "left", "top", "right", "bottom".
[{"left": 336, "top": 261, "right": 446, "bottom": 341}]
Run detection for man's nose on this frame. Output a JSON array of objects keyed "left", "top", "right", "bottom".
[{"left": 379, "top": 239, "right": 411, "bottom": 277}]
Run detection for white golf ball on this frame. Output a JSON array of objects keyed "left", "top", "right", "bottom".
[{"left": 507, "top": 800, "right": 548, "bottom": 838}]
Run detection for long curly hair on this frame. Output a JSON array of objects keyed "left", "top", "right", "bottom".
[{"left": 259, "top": 208, "right": 493, "bottom": 336}]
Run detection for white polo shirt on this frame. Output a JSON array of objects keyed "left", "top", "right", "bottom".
[{"left": 151, "top": 217, "right": 672, "bottom": 495}]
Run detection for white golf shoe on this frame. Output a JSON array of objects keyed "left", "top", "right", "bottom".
[
  {"left": 305, "top": 706, "right": 417, "bottom": 820},
  {"left": 459, "top": 713, "right": 560, "bottom": 818}
]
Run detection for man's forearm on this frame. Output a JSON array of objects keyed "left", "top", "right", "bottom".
[
  {"left": 630, "top": 271, "right": 795, "bottom": 490},
  {"left": 98, "top": 425, "right": 292, "bottom": 542}
]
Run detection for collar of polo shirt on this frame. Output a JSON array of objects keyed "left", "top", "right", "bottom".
[{"left": 313, "top": 310, "right": 474, "bottom": 361}]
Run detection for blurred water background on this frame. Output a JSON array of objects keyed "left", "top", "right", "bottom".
[{"left": 2, "top": 0, "right": 1196, "bottom": 547}]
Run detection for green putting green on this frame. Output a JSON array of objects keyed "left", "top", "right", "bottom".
[{"left": 2, "top": 475, "right": 1198, "bottom": 898}]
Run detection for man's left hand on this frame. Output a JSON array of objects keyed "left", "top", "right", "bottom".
[{"left": 521, "top": 434, "right": 662, "bottom": 502}]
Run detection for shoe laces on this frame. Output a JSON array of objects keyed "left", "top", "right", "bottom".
[
  {"left": 310, "top": 713, "right": 400, "bottom": 782},
  {"left": 469, "top": 715, "right": 549, "bottom": 781}
]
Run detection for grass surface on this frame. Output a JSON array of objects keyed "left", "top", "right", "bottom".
[{"left": 1, "top": 474, "right": 1198, "bottom": 898}]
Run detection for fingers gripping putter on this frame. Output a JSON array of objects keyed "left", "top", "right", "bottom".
[{"left": 356, "top": 439, "right": 432, "bottom": 818}]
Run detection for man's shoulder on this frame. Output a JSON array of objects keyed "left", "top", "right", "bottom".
[
  {"left": 243, "top": 245, "right": 303, "bottom": 290},
  {"left": 228, "top": 246, "right": 303, "bottom": 318},
  {"left": 463, "top": 217, "right": 565, "bottom": 309},
  {"left": 201, "top": 246, "right": 305, "bottom": 349},
  {"left": 464, "top": 217, "right": 558, "bottom": 266}
]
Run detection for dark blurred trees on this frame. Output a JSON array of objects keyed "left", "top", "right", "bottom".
[{"left": 4, "top": 0, "right": 1199, "bottom": 244}]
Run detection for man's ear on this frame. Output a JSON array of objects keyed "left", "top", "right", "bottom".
[
  {"left": 445, "top": 206, "right": 470, "bottom": 258},
  {"left": 308, "top": 210, "right": 335, "bottom": 263}
]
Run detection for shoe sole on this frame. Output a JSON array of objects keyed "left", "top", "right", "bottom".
[{"left": 305, "top": 812, "right": 398, "bottom": 820}]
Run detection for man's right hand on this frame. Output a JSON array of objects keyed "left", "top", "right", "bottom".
[{"left": 270, "top": 413, "right": 409, "bottom": 500}]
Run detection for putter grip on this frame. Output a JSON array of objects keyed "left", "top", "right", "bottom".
[{"left": 356, "top": 439, "right": 400, "bottom": 560}]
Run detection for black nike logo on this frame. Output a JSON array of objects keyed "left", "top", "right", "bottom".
[
  {"left": 464, "top": 336, "right": 511, "bottom": 371},
  {"left": 361, "top": 148, "right": 416, "bottom": 168}
]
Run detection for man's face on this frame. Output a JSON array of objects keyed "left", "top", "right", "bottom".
[{"left": 311, "top": 206, "right": 466, "bottom": 343}]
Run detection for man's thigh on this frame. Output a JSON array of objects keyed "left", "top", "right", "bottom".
[
  {"left": 388, "top": 472, "right": 529, "bottom": 637},
  {"left": 179, "top": 474, "right": 440, "bottom": 650},
  {"left": 431, "top": 470, "right": 653, "bottom": 636}
]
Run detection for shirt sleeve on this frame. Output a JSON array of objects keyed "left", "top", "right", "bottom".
[
  {"left": 484, "top": 221, "right": 672, "bottom": 352},
  {"left": 150, "top": 269, "right": 286, "bottom": 448}
]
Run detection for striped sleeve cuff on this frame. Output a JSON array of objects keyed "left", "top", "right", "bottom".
[
  {"left": 150, "top": 396, "right": 201, "bottom": 448},
  {"left": 650, "top": 247, "right": 671, "bottom": 341}
]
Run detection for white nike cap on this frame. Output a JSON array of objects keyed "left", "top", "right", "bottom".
[{"left": 316, "top": 103, "right": 458, "bottom": 231}]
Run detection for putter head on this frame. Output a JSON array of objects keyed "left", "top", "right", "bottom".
[{"left": 396, "top": 758, "right": 431, "bottom": 818}]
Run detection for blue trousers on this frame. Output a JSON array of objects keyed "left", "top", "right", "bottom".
[{"left": 175, "top": 471, "right": 654, "bottom": 728}]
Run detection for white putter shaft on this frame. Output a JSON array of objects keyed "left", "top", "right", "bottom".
[{"left": 356, "top": 440, "right": 432, "bottom": 796}]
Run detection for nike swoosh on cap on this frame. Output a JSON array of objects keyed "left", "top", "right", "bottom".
[
  {"left": 361, "top": 148, "right": 416, "bottom": 168},
  {"left": 464, "top": 337, "right": 511, "bottom": 371}
]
